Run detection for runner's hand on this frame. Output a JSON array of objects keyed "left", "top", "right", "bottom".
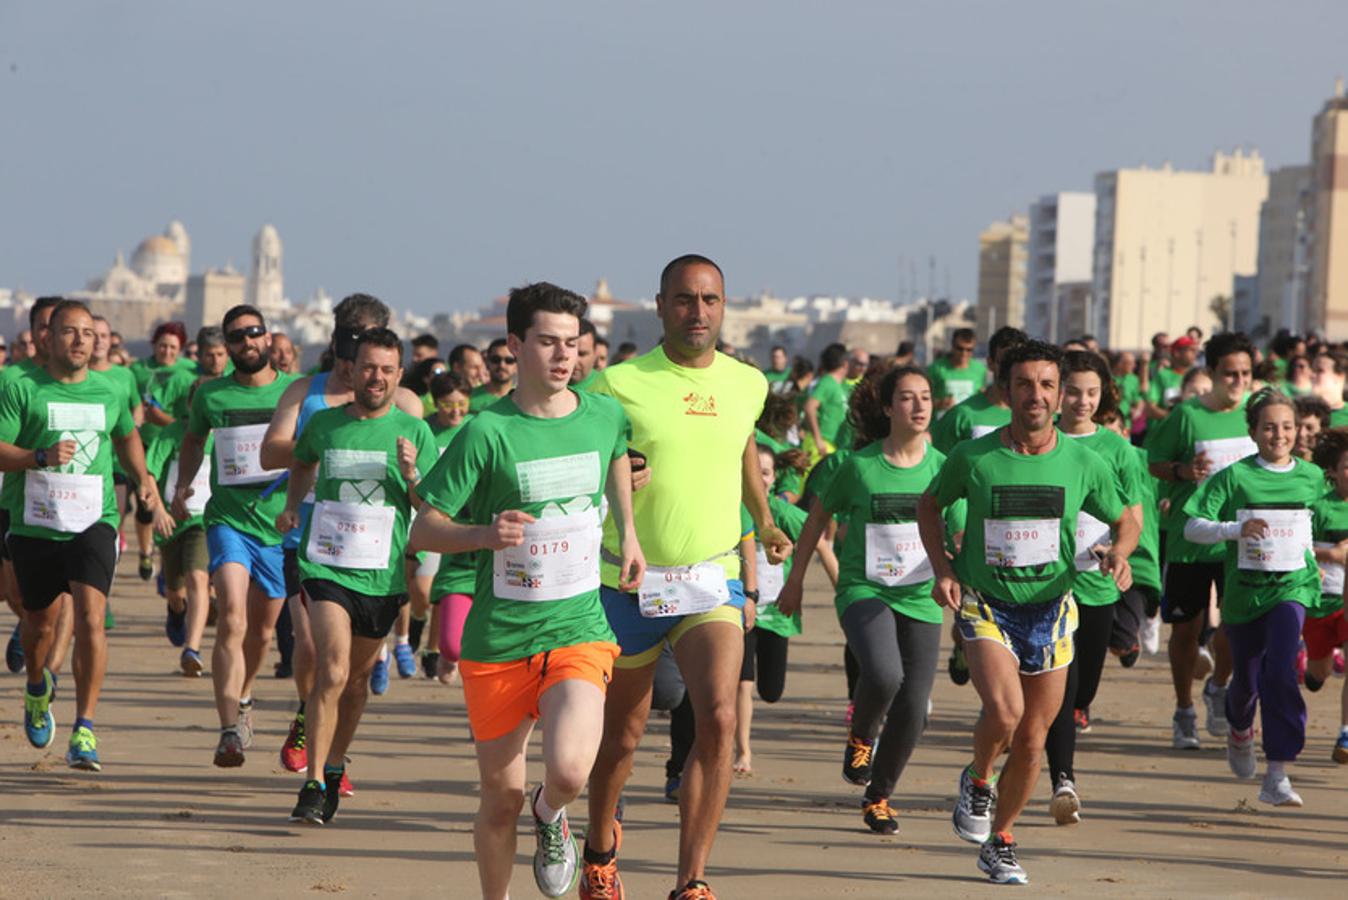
[
  {"left": 1189, "top": 451, "right": 1213, "bottom": 481},
  {"left": 137, "top": 480, "right": 159, "bottom": 513},
  {"left": 933, "top": 574, "right": 962, "bottom": 611},
  {"left": 153, "top": 507, "right": 177, "bottom": 539},
  {"left": 616, "top": 532, "right": 645, "bottom": 592},
  {"left": 1240, "top": 518, "right": 1269, "bottom": 540},
  {"left": 743, "top": 598, "right": 756, "bottom": 631},
  {"left": 485, "top": 510, "right": 535, "bottom": 549},
  {"left": 775, "top": 580, "right": 803, "bottom": 616},
  {"left": 632, "top": 465, "right": 652, "bottom": 492},
  {"left": 275, "top": 509, "right": 300, "bottom": 534},
  {"left": 759, "top": 524, "right": 793, "bottom": 565},
  {"left": 396, "top": 437, "right": 419, "bottom": 482},
  {"left": 170, "top": 488, "right": 193, "bottom": 523},
  {"left": 44, "top": 440, "right": 77, "bottom": 467},
  {"left": 1101, "top": 550, "right": 1133, "bottom": 592}
]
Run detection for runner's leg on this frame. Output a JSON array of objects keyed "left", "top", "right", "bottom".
[
  {"left": 241, "top": 582, "right": 284, "bottom": 703},
  {"left": 210, "top": 562, "right": 251, "bottom": 727},
  {"left": 754, "top": 629, "right": 789, "bottom": 703},
  {"left": 865, "top": 612, "right": 941, "bottom": 800},
  {"left": 327, "top": 634, "right": 383, "bottom": 764},
  {"left": 584, "top": 658, "right": 658, "bottom": 855},
  {"left": 992, "top": 666, "right": 1068, "bottom": 834},
  {"left": 538, "top": 678, "right": 606, "bottom": 814},
  {"left": 965, "top": 638, "right": 1025, "bottom": 782},
  {"left": 69, "top": 582, "right": 108, "bottom": 721},
  {"left": 473, "top": 715, "right": 534, "bottom": 900},
  {"left": 304, "top": 598, "right": 354, "bottom": 783}
]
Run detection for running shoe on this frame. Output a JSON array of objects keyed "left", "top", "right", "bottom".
[
  {"left": 668, "top": 880, "right": 716, "bottom": 900},
  {"left": 953, "top": 765, "right": 994, "bottom": 844},
  {"left": 1118, "top": 643, "right": 1140, "bottom": 668},
  {"left": 1074, "top": 708, "right": 1091, "bottom": 734},
  {"left": 281, "top": 713, "right": 307, "bottom": 772},
  {"left": 138, "top": 553, "right": 154, "bottom": 581},
  {"left": 66, "top": 726, "right": 101, "bottom": 771},
  {"left": 394, "top": 641, "right": 417, "bottom": 679},
  {"left": 180, "top": 648, "right": 204, "bottom": 677},
  {"left": 5, "top": 622, "right": 22, "bottom": 673},
  {"left": 1202, "top": 678, "right": 1229, "bottom": 737},
  {"left": 578, "top": 821, "right": 623, "bottom": 900},
  {"left": 1258, "top": 771, "right": 1303, "bottom": 807},
  {"left": 664, "top": 773, "right": 681, "bottom": 802},
  {"left": 1193, "top": 645, "right": 1214, "bottom": 681},
  {"left": 978, "top": 832, "right": 1028, "bottom": 885},
  {"left": 104, "top": 603, "right": 116, "bottom": 631},
  {"left": 165, "top": 605, "right": 186, "bottom": 647},
  {"left": 1140, "top": 613, "right": 1160, "bottom": 655},
  {"left": 1226, "top": 726, "right": 1257, "bottom": 779},
  {"left": 408, "top": 615, "right": 426, "bottom": 653},
  {"left": 1172, "top": 707, "right": 1200, "bottom": 749},
  {"left": 948, "top": 645, "right": 970, "bottom": 685},
  {"left": 322, "top": 768, "right": 343, "bottom": 822},
  {"left": 289, "top": 780, "right": 326, "bottom": 825},
  {"left": 23, "top": 669, "right": 55, "bottom": 749},
  {"left": 532, "top": 785, "right": 581, "bottom": 897},
  {"left": 337, "top": 770, "right": 354, "bottom": 797},
  {"left": 156, "top": 571, "right": 166, "bottom": 599},
  {"left": 238, "top": 701, "right": 255, "bottom": 749},
  {"left": 421, "top": 650, "right": 440, "bottom": 679},
  {"left": 274, "top": 660, "right": 293, "bottom": 679},
  {"left": 214, "top": 729, "right": 245, "bottom": 767},
  {"left": 1334, "top": 647, "right": 1345, "bottom": 675},
  {"left": 1050, "top": 778, "right": 1080, "bottom": 825},
  {"left": 1333, "top": 732, "right": 1348, "bottom": 764},
  {"left": 862, "top": 797, "right": 899, "bottom": 834},
  {"left": 1305, "top": 671, "right": 1325, "bottom": 693},
  {"left": 843, "top": 734, "right": 874, "bottom": 785},
  {"left": 370, "top": 655, "right": 389, "bottom": 695}
]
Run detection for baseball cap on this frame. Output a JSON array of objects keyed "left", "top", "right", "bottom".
[{"left": 1171, "top": 336, "right": 1197, "bottom": 350}]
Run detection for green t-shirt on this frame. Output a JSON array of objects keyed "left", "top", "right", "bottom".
[
  {"left": 145, "top": 418, "right": 212, "bottom": 542},
  {"left": 417, "top": 390, "right": 628, "bottom": 662},
  {"left": 93, "top": 364, "right": 142, "bottom": 478},
  {"left": 808, "top": 375, "right": 848, "bottom": 448},
  {"left": 428, "top": 415, "right": 477, "bottom": 598},
  {"left": 1061, "top": 427, "right": 1138, "bottom": 606},
  {"left": 294, "top": 405, "right": 438, "bottom": 596},
  {"left": 185, "top": 371, "right": 299, "bottom": 544},
  {"left": 1128, "top": 446, "right": 1163, "bottom": 591},
  {"left": 764, "top": 368, "right": 790, "bottom": 385},
  {"left": 571, "top": 369, "right": 601, "bottom": 393},
  {"left": 1184, "top": 456, "right": 1323, "bottom": 624},
  {"left": 756, "top": 428, "right": 804, "bottom": 499},
  {"left": 1147, "top": 396, "right": 1255, "bottom": 564},
  {"left": 0, "top": 368, "right": 135, "bottom": 540},
  {"left": 1146, "top": 367, "right": 1186, "bottom": 409},
  {"left": 1331, "top": 406, "right": 1348, "bottom": 429},
  {"left": 1310, "top": 489, "right": 1348, "bottom": 619},
  {"left": 930, "top": 391, "right": 1010, "bottom": 455},
  {"left": 469, "top": 384, "right": 511, "bottom": 412},
  {"left": 929, "top": 357, "right": 987, "bottom": 409},
  {"left": 822, "top": 442, "right": 947, "bottom": 624},
  {"left": 753, "top": 495, "right": 806, "bottom": 638},
  {"left": 591, "top": 346, "right": 768, "bottom": 585},
  {"left": 928, "top": 429, "right": 1124, "bottom": 605},
  {"left": 1117, "top": 372, "right": 1142, "bottom": 414},
  {"left": 0, "top": 357, "right": 38, "bottom": 391},
  {"left": 130, "top": 355, "right": 195, "bottom": 395}
]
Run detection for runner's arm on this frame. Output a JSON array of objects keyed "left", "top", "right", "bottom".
[
  {"left": 259, "top": 376, "right": 309, "bottom": 470},
  {"left": 739, "top": 531, "right": 757, "bottom": 631},
  {"left": 775, "top": 496, "right": 828, "bottom": 616},
  {"left": 408, "top": 504, "right": 533, "bottom": 555},
  {"left": 802, "top": 396, "right": 825, "bottom": 448},
  {"left": 918, "top": 492, "right": 961, "bottom": 610},
  {"left": 743, "top": 434, "right": 791, "bottom": 564},
  {"left": 171, "top": 431, "right": 207, "bottom": 521},
  {"left": 112, "top": 429, "right": 160, "bottom": 512},
  {"left": 0, "top": 439, "right": 76, "bottom": 471},
  {"left": 1182, "top": 518, "right": 1242, "bottom": 543},
  {"left": 393, "top": 385, "right": 426, "bottom": 418},
  {"left": 276, "top": 458, "right": 318, "bottom": 534},
  {"left": 603, "top": 452, "right": 645, "bottom": 591}
]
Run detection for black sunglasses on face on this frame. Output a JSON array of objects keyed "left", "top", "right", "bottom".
[
  {"left": 225, "top": 324, "right": 267, "bottom": 343},
  {"left": 488, "top": 355, "right": 516, "bottom": 365}
]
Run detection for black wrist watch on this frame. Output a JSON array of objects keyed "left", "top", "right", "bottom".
[
  {"left": 744, "top": 589, "right": 760, "bottom": 602},
  {"left": 34, "top": 447, "right": 47, "bottom": 468}
]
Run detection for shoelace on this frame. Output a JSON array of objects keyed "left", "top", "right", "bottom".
[
  {"left": 988, "top": 838, "right": 1019, "bottom": 867},
  {"left": 289, "top": 721, "right": 307, "bottom": 750},
  {"left": 583, "top": 859, "right": 620, "bottom": 898},
  {"left": 849, "top": 737, "right": 873, "bottom": 770},
  {"left": 538, "top": 818, "right": 569, "bottom": 865},
  {"left": 675, "top": 883, "right": 716, "bottom": 900},
  {"left": 967, "top": 782, "right": 993, "bottom": 817},
  {"left": 864, "top": 799, "right": 896, "bottom": 822}
]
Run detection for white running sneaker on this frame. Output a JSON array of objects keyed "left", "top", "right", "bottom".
[
  {"left": 977, "top": 833, "right": 1028, "bottom": 885},
  {"left": 1226, "top": 726, "right": 1257, "bottom": 779},
  {"left": 1172, "top": 708, "right": 1201, "bottom": 750},
  {"left": 530, "top": 785, "right": 580, "bottom": 897},
  {"left": 1050, "top": 778, "right": 1081, "bottom": 825},
  {"left": 1202, "top": 678, "right": 1229, "bottom": 737},
  {"left": 1140, "top": 613, "right": 1161, "bottom": 655},
  {"left": 953, "top": 766, "right": 994, "bottom": 844},
  {"left": 1257, "top": 771, "right": 1303, "bottom": 807}
]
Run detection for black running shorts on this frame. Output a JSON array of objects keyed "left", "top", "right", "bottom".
[
  {"left": 301, "top": 578, "right": 407, "bottom": 640},
  {"left": 1162, "top": 561, "right": 1224, "bottom": 624},
  {"left": 8, "top": 522, "right": 119, "bottom": 611}
]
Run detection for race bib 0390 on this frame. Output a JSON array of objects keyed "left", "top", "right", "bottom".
[{"left": 984, "top": 518, "right": 1060, "bottom": 568}]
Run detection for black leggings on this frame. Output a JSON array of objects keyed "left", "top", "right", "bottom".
[
  {"left": 1045, "top": 601, "right": 1116, "bottom": 784},
  {"left": 740, "top": 628, "right": 789, "bottom": 703}
]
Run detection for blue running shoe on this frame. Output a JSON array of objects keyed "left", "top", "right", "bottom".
[
  {"left": 156, "top": 571, "right": 167, "bottom": 599},
  {"left": 6, "top": 622, "right": 23, "bottom": 674},
  {"left": 24, "top": 669, "right": 55, "bottom": 749},
  {"left": 66, "top": 726, "right": 101, "bottom": 771},
  {"left": 165, "top": 605, "right": 186, "bottom": 647},
  {"left": 394, "top": 642, "right": 416, "bottom": 679},
  {"left": 1334, "top": 732, "right": 1348, "bottom": 765},
  {"left": 370, "top": 654, "right": 389, "bottom": 695}
]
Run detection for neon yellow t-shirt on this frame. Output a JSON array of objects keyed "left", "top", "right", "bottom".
[{"left": 591, "top": 346, "right": 768, "bottom": 586}]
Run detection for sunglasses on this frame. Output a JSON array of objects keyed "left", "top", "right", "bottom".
[
  {"left": 488, "top": 354, "right": 516, "bottom": 365},
  {"left": 225, "top": 324, "right": 267, "bottom": 343}
]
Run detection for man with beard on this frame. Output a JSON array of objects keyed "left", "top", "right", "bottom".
[
  {"left": 469, "top": 337, "right": 516, "bottom": 412},
  {"left": 172, "top": 305, "right": 298, "bottom": 767},
  {"left": 279, "top": 328, "right": 437, "bottom": 825}
]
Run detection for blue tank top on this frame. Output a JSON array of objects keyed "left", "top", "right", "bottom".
[{"left": 283, "top": 372, "right": 334, "bottom": 549}]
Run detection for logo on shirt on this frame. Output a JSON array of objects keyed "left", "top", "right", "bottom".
[{"left": 683, "top": 392, "right": 717, "bottom": 417}]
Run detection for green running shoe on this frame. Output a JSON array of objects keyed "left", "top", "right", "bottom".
[
  {"left": 24, "top": 669, "right": 55, "bottom": 749},
  {"left": 66, "top": 726, "right": 101, "bottom": 772}
]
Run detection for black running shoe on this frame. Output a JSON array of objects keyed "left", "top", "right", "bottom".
[
  {"left": 843, "top": 734, "right": 874, "bottom": 785},
  {"left": 408, "top": 615, "right": 426, "bottom": 653},
  {"left": 948, "top": 645, "right": 970, "bottom": 685},
  {"left": 289, "top": 781, "right": 325, "bottom": 825},
  {"left": 1118, "top": 644, "right": 1140, "bottom": 668},
  {"left": 322, "top": 769, "right": 343, "bottom": 823},
  {"left": 422, "top": 651, "right": 440, "bottom": 679},
  {"left": 862, "top": 797, "right": 899, "bottom": 834},
  {"left": 138, "top": 553, "right": 154, "bottom": 582}
]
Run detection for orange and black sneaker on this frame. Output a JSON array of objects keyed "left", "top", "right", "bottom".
[
  {"left": 843, "top": 733, "right": 874, "bottom": 785},
  {"left": 579, "top": 820, "right": 623, "bottom": 900},
  {"left": 669, "top": 879, "right": 717, "bottom": 900},
  {"left": 862, "top": 796, "right": 899, "bottom": 834}
]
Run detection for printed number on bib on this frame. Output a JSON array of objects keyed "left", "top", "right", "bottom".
[
  {"left": 1073, "top": 512, "right": 1112, "bottom": 572},
  {"left": 1193, "top": 437, "right": 1257, "bottom": 480},
  {"left": 24, "top": 471, "right": 102, "bottom": 533},
  {"left": 1314, "top": 542, "right": 1345, "bottom": 595},
  {"left": 754, "top": 545, "right": 785, "bottom": 604},
  {"left": 307, "top": 500, "right": 395, "bottom": 570},
  {"left": 492, "top": 509, "right": 601, "bottom": 602},
  {"left": 984, "top": 518, "right": 1060, "bottom": 568},
  {"left": 639, "top": 561, "right": 730, "bottom": 618},
  {"left": 1237, "top": 508, "right": 1311, "bottom": 572},
  {"left": 167, "top": 458, "right": 212, "bottom": 516},
  {"left": 214, "top": 424, "right": 281, "bottom": 486},
  {"left": 865, "top": 522, "right": 931, "bottom": 586}
]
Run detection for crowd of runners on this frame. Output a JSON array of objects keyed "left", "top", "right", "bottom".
[{"left": 4, "top": 255, "right": 1348, "bottom": 896}]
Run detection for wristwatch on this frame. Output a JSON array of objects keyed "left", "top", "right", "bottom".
[
  {"left": 34, "top": 447, "right": 47, "bottom": 468},
  {"left": 744, "top": 589, "right": 760, "bottom": 602}
]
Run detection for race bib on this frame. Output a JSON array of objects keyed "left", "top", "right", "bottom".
[
  {"left": 1193, "top": 437, "right": 1257, "bottom": 480},
  {"left": 307, "top": 500, "right": 396, "bottom": 570},
  {"left": 167, "top": 457, "right": 212, "bottom": 516},
  {"left": 24, "top": 471, "right": 102, "bottom": 533},
  {"left": 1163, "top": 386, "right": 1181, "bottom": 405},
  {"left": 971, "top": 424, "right": 998, "bottom": 440},
  {"left": 492, "top": 509, "right": 601, "bottom": 602},
  {"left": 1314, "top": 542, "right": 1345, "bottom": 595},
  {"left": 865, "top": 522, "right": 931, "bottom": 586},
  {"left": 1237, "top": 508, "right": 1311, "bottom": 572},
  {"left": 984, "top": 518, "right": 1060, "bottom": 568},
  {"left": 948, "top": 380, "right": 976, "bottom": 404},
  {"left": 1073, "top": 511, "right": 1112, "bottom": 572},
  {"left": 638, "top": 561, "right": 730, "bottom": 618},
  {"left": 754, "top": 544, "right": 785, "bottom": 604},
  {"left": 214, "top": 424, "right": 281, "bottom": 486}
]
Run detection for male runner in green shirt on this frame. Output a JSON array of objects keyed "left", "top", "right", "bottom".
[{"left": 929, "top": 327, "right": 987, "bottom": 413}]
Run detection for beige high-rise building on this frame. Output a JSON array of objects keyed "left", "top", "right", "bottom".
[
  {"left": 975, "top": 214, "right": 1028, "bottom": 343},
  {"left": 1091, "top": 150, "right": 1268, "bottom": 350},
  {"left": 1308, "top": 81, "right": 1348, "bottom": 339},
  {"left": 1255, "top": 164, "right": 1312, "bottom": 335}
]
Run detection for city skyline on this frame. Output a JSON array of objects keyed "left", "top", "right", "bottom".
[{"left": 2, "top": 2, "right": 1345, "bottom": 317}]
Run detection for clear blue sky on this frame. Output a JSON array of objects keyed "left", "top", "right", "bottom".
[{"left": 1, "top": 1, "right": 1344, "bottom": 318}]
